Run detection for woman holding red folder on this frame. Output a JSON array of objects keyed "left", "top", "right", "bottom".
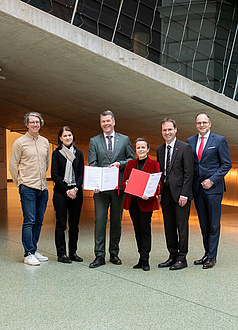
[{"left": 122, "top": 138, "right": 161, "bottom": 271}]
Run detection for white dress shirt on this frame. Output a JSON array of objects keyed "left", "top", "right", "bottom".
[
  {"left": 165, "top": 138, "right": 176, "bottom": 175},
  {"left": 104, "top": 131, "right": 115, "bottom": 152},
  {"left": 196, "top": 130, "right": 210, "bottom": 156}
]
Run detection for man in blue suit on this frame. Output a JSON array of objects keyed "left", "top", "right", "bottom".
[
  {"left": 88, "top": 110, "right": 135, "bottom": 268},
  {"left": 187, "top": 113, "right": 232, "bottom": 269}
]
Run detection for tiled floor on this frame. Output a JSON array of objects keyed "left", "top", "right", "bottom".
[{"left": 0, "top": 182, "right": 238, "bottom": 329}]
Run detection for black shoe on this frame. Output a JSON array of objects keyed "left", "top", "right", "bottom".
[
  {"left": 58, "top": 255, "right": 72, "bottom": 263},
  {"left": 203, "top": 258, "right": 216, "bottom": 269},
  {"left": 142, "top": 260, "right": 150, "bottom": 271},
  {"left": 158, "top": 258, "right": 176, "bottom": 268},
  {"left": 110, "top": 254, "right": 122, "bottom": 265},
  {"left": 69, "top": 253, "right": 83, "bottom": 262},
  {"left": 133, "top": 259, "right": 142, "bottom": 269},
  {"left": 194, "top": 255, "right": 208, "bottom": 265},
  {"left": 169, "top": 260, "right": 188, "bottom": 270},
  {"left": 89, "top": 256, "right": 105, "bottom": 268}
]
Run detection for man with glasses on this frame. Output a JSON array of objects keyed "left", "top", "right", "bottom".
[
  {"left": 187, "top": 113, "right": 232, "bottom": 269},
  {"left": 10, "top": 112, "right": 50, "bottom": 265}
]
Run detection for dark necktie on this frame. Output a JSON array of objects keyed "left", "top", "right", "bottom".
[
  {"left": 165, "top": 145, "right": 171, "bottom": 184},
  {"left": 106, "top": 135, "right": 113, "bottom": 158}
]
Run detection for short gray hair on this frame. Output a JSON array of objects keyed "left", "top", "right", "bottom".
[
  {"left": 100, "top": 110, "right": 115, "bottom": 121},
  {"left": 24, "top": 112, "right": 44, "bottom": 127}
]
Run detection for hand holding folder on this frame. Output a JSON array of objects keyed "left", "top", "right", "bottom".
[
  {"left": 83, "top": 165, "right": 119, "bottom": 191},
  {"left": 125, "top": 168, "right": 162, "bottom": 198}
]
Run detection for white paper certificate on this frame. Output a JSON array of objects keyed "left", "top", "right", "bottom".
[
  {"left": 143, "top": 172, "right": 162, "bottom": 197},
  {"left": 83, "top": 166, "right": 102, "bottom": 190},
  {"left": 83, "top": 165, "right": 119, "bottom": 191}
]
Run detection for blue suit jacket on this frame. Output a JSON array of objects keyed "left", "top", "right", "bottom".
[
  {"left": 88, "top": 132, "right": 135, "bottom": 189},
  {"left": 187, "top": 132, "right": 232, "bottom": 196}
]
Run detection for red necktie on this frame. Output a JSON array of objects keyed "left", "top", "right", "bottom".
[{"left": 198, "top": 137, "right": 204, "bottom": 161}]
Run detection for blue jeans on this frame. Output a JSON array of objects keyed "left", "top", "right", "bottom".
[{"left": 19, "top": 185, "right": 48, "bottom": 256}]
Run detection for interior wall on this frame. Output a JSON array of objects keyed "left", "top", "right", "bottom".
[
  {"left": 223, "top": 168, "right": 238, "bottom": 207},
  {"left": 0, "top": 127, "right": 7, "bottom": 189},
  {"left": 5, "top": 129, "right": 238, "bottom": 207}
]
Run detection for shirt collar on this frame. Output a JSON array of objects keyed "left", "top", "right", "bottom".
[
  {"left": 26, "top": 131, "right": 39, "bottom": 140},
  {"left": 198, "top": 130, "right": 210, "bottom": 139},
  {"left": 166, "top": 137, "right": 176, "bottom": 149},
  {"left": 104, "top": 131, "right": 115, "bottom": 139}
]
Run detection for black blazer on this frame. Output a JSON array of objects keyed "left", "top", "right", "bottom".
[
  {"left": 51, "top": 148, "right": 84, "bottom": 194},
  {"left": 157, "top": 139, "right": 194, "bottom": 203}
]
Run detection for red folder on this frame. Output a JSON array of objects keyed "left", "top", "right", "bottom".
[{"left": 125, "top": 168, "right": 152, "bottom": 198}]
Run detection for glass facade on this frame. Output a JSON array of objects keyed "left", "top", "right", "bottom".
[{"left": 21, "top": 0, "right": 238, "bottom": 100}]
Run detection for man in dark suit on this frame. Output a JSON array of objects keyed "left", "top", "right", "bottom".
[
  {"left": 187, "top": 113, "right": 232, "bottom": 269},
  {"left": 88, "top": 110, "right": 135, "bottom": 268},
  {"left": 157, "top": 118, "right": 194, "bottom": 270}
]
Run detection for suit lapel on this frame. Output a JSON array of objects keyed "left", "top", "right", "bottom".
[
  {"left": 100, "top": 134, "right": 111, "bottom": 162},
  {"left": 192, "top": 135, "right": 198, "bottom": 153},
  {"left": 160, "top": 144, "right": 166, "bottom": 171},
  {"left": 201, "top": 132, "right": 214, "bottom": 160},
  {"left": 169, "top": 139, "right": 179, "bottom": 171},
  {"left": 142, "top": 157, "right": 150, "bottom": 172},
  {"left": 192, "top": 135, "right": 199, "bottom": 161},
  {"left": 112, "top": 132, "right": 120, "bottom": 161}
]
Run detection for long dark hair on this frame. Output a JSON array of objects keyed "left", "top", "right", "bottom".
[{"left": 57, "top": 126, "right": 76, "bottom": 149}]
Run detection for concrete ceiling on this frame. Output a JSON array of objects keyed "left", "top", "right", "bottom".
[{"left": 0, "top": 1, "right": 238, "bottom": 165}]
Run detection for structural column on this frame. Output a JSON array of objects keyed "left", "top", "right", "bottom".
[{"left": 0, "top": 127, "right": 7, "bottom": 189}]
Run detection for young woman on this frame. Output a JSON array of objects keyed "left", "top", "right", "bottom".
[
  {"left": 122, "top": 138, "right": 161, "bottom": 271},
  {"left": 51, "top": 126, "right": 84, "bottom": 263}
]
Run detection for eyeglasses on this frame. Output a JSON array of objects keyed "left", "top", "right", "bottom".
[
  {"left": 196, "top": 121, "right": 210, "bottom": 126},
  {"left": 28, "top": 121, "right": 40, "bottom": 125}
]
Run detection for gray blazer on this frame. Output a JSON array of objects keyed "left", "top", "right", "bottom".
[{"left": 88, "top": 132, "right": 135, "bottom": 189}]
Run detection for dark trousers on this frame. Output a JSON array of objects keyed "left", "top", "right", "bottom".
[
  {"left": 161, "top": 185, "right": 190, "bottom": 261},
  {"left": 129, "top": 196, "right": 152, "bottom": 261},
  {"left": 194, "top": 186, "right": 223, "bottom": 259},
  {"left": 93, "top": 190, "right": 124, "bottom": 257},
  {"left": 53, "top": 190, "right": 83, "bottom": 257}
]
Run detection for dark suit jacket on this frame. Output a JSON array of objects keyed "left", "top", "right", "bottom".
[
  {"left": 51, "top": 148, "right": 84, "bottom": 194},
  {"left": 187, "top": 132, "right": 232, "bottom": 196},
  {"left": 157, "top": 139, "right": 194, "bottom": 203},
  {"left": 121, "top": 157, "right": 161, "bottom": 212},
  {"left": 88, "top": 132, "right": 135, "bottom": 188}
]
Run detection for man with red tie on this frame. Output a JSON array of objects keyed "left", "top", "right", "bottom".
[{"left": 187, "top": 113, "right": 232, "bottom": 269}]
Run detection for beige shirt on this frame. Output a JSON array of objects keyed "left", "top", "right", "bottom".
[{"left": 9, "top": 132, "right": 50, "bottom": 190}]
